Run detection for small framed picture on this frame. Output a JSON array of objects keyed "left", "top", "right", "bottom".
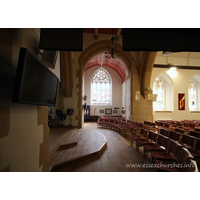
[
  {"left": 105, "top": 108, "right": 112, "bottom": 114},
  {"left": 113, "top": 110, "right": 118, "bottom": 114},
  {"left": 99, "top": 109, "right": 104, "bottom": 113}
]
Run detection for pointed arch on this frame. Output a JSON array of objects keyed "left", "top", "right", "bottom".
[
  {"left": 77, "top": 40, "right": 136, "bottom": 128},
  {"left": 153, "top": 72, "right": 174, "bottom": 111},
  {"left": 140, "top": 52, "right": 158, "bottom": 97}
]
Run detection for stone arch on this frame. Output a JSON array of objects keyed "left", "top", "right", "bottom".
[
  {"left": 139, "top": 51, "right": 158, "bottom": 97},
  {"left": 155, "top": 72, "right": 174, "bottom": 87},
  {"left": 77, "top": 40, "right": 137, "bottom": 128}
]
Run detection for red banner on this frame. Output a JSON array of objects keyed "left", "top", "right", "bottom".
[{"left": 178, "top": 93, "right": 185, "bottom": 110}]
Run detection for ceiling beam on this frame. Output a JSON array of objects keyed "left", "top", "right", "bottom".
[
  {"left": 115, "top": 28, "right": 121, "bottom": 41},
  {"left": 154, "top": 64, "right": 200, "bottom": 70},
  {"left": 94, "top": 28, "right": 98, "bottom": 40}
]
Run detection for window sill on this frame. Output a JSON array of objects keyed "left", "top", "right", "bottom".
[
  {"left": 154, "top": 111, "right": 173, "bottom": 113},
  {"left": 91, "top": 104, "right": 112, "bottom": 106},
  {"left": 190, "top": 111, "right": 200, "bottom": 113}
]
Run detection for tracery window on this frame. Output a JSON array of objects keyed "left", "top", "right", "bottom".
[
  {"left": 153, "top": 77, "right": 164, "bottom": 110},
  {"left": 188, "top": 78, "right": 197, "bottom": 110},
  {"left": 91, "top": 68, "right": 112, "bottom": 105}
]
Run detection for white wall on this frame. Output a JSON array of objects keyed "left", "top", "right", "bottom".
[
  {"left": 125, "top": 76, "right": 131, "bottom": 120},
  {"left": 165, "top": 81, "right": 173, "bottom": 110},
  {"left": 198, "top": 81, "right": 200, "bottom": 110},
  {"left": 151, "top": 68, "right": 200, "bottom": 121},
  {"left": 84, "top": 66, "right": 122, "bottom": 116},
  {"left": 122, "top": 81, "right": 125, "bottom": 117}
]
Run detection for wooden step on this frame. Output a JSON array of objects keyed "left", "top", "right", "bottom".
[
  {"left": 49, "top": 131, "right": 107, "bottom": 172},
  {"left": 49, "top": 127, "right": 83, "bottom": 157}
]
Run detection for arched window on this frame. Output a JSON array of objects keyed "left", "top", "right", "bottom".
[
  {"left": 91, "top": 67, "right": 112, "bottom": 105},
  {"left": 152, "top": 73, "right": 173, "bottom": 111},
  {"left": 153, "top": 77, "right": 164, "bottom": 110},
  {"left": 188, "top": 77, "right": 198, "bottom": 111}
]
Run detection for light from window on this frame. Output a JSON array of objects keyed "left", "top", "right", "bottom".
[
  {"left": 189, "top": 79, "right": 197, "bottom": 110},
  {"left": 153, "top": 77, "right": 164, "bottom": 110},
  {"left": 91, "top": 68, "right": 111, "bottom": 105}
]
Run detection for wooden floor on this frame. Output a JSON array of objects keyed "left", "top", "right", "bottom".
[
  {"left": 49, "top": 126, "right": 82, "bottom": 155},
  {"left": 49, "top": 122, "right": 155, "bottom": 172}
]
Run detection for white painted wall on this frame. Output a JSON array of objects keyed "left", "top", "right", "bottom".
[
  {"left": 122, "top": 81, "right": 125, "bottom": 117},
  {"left": 125, "top": 76, "right": 131, "bottom": 120},
  {"left": 165, "top": 81, "right": 173, "bottom": 110},
  {"left": 84, "top": 66, "right": 122, "bottom": 116},
  {"left": 198, "top": 81, "right": 200, "bottom": 110},
  {"left": 151, "top": 68, "right": 200, "bottom": 121}
]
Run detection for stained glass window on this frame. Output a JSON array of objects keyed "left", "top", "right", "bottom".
[
  {"left": 189, "top": 79, "right": 196, "bottom": 110},
  {"left": 153, "top": 77, "right": 164, "bottom": 110},
  {"left": 91, "top": 68, "right": 111, "bottom": 105}
]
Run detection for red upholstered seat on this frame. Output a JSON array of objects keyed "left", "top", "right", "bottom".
[
  {"left": 151, "top": 139, "right": 182, "bottom": 163},
  {"left": 168, "top": 131, "right": 180, "bottom": 142},
  {"left": 144, "top": 134, "right": 168, "bottom": 158},
  {"left": 169, "top": 123, "right": 177, "bottom": 131},
  {"left": 97, "top": 117, "right": 105, "bottom": 128},
  {"left": 190, "top": 130, "right": 200, "bottom": 138},
  {"left": 164, "top": 123, "right": 170, "bottom": 130},
  {"left": 159, "top": 128, "right": 169, "bottom": 137},
  {"left": 113, "top": 119, "right": 120, "bottom": 132},
  {"left": 136, "top": 131, "right": 157, "bottom": 152},
  {"left": 195, "top": 128, "right": 200, "bottom": 132},
  {"left": 181, "top": 134, "right": 195, "bottom": 150},
  {"left": 188, "top": 150, "right": 200, "bottom": 158},
  {"left": 121, "top": 121, "right": 130, "bottom": 136},
  {"left": 155, "top": 148, "right": 195, "bottom": 172},
  {"left": 115, "top": 120, "right": 123, "bottom": 134},
  {"left": 131, "top": 128, "right": 148, "bottom": 147},
  {"left": 131, "top": 135, "right": 144, "bottom": 140},
  {"left": 188, "top": 138, "right": 200, "bottom": 159},
  {"left": 175, "top": 128, "right": 185, "bottom": 134},
  {"left": 107, "top": 118, "right": 115, "bottom": 129},
  {"left": 156, "top": 122, "right": 165, "bottom": 133},
  {"left": 153, "top": 152, "right": 177, "bottom": 162}
]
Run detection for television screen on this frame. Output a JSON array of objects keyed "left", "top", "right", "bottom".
[
  {"left": 122, "top": 28, "right": 200, "bottom": 52},
  {"left": 12, "top": 48, "right": 59, "bottom": 106},
  {"left": 39, "top": 28, "right": 83, "bottom": 51}
]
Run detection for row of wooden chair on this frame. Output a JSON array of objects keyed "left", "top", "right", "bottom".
[
  {"left": 155, "top": 120, "right": 200, "bottom": 134},
  {"left": 97, "top": 117, "right": 163, "bottom": 137},
  {"left": 97, "top": 117, "right": 145, "bottom": 136},
  {"left": 131, "top": 127, "right": 200, "bottom": 171},
  {"left": 97, "top": 117, "right": 199, "bottom": 171}
]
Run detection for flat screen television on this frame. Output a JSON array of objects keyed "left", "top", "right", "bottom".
[
  {"left": 12, "top": 47, "right": 59, "bottom": 106},
  {"left": 39, "top": 28, "right": 83, "bottom": 51}
]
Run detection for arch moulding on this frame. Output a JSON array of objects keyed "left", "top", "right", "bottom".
[{"left": 77, "top": 40, "right": 137, "bottom": 128}]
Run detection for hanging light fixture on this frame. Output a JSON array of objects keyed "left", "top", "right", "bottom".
[{"left": 105, "top": 29, "right": 120, "bottom": 59}]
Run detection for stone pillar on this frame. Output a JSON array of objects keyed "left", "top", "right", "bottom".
[{"left": 130, "top": 52, "right": 157, "bottom": 123}]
